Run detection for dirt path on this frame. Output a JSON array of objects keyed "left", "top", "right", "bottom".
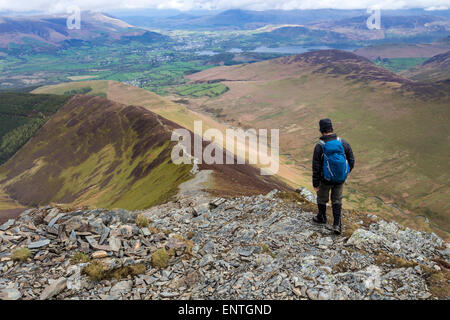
[{"left": 176, "top": 170, "right": 213, "bottom": 205}]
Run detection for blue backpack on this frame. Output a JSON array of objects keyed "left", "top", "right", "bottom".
[{"left": 318, "top": 137, "right": 349, "bottom": 183}]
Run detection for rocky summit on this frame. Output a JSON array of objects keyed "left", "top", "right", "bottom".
[{"left": 0, "top": 190, "right": 448, "bottom": 300}]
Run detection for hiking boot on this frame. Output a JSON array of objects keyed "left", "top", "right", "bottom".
[
  {"left": 313, "top": 204, "right": 327, "bottom": 224},
  {"left": 332, "top": 203, "right": 342, "bottom": 235},
  {"left": 332, "top": 224, "right": 342, "bottom": 235}
]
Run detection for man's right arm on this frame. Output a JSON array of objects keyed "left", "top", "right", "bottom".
[{"left": 312, "top": 144, "right": 322, "bottom": 188}]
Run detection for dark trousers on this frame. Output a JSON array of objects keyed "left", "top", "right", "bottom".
[{"left": 317, "top": 182, "right": 344, "bottom": 205}]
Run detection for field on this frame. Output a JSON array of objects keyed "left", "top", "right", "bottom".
[
  {"left": 0, "top": 33, "right": 285, "bottom": 96},
  {"left": 0, "top": 40, "right": 214, "bottom": 92},
  {"left": 174, "top": 83, "right": 229, "bottom": 97},
  {"left": 373, "top": 57, "right": 428, "bottom": 72}
]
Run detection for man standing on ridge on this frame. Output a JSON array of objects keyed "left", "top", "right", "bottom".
[{"left": 312, "top": 118, "right": 354, "bottom": 234}]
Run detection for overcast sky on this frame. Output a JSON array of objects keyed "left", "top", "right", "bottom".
[{"left": 0, "top": 0, "right": 448, "bottom": 13}]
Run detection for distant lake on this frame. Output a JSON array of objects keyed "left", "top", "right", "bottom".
[
  {"left": 252, "top": 45, "right": 358, "bottom": 54},
  {"left": 197, "top": 46, "right": 358, "bottom": 56}
]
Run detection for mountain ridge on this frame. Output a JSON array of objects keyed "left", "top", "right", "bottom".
[
  {"left": 190, "top": 49, "right": 450, "bottom": 98},
  {"left": 0, "top": 11, "right": 167, "bottom": 51},
  {"left": 0, "top": 94, "right": 288, "bottom": 216}
]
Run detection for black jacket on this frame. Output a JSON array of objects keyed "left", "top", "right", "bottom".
[{"left": 312, "top": 133, "right": 354, "bottom": 188}]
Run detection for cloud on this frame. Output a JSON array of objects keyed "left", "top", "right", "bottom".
[
  {"left": 1, "top": 0, "right": 450, "bottom": 13},
  {"left": 425, "top": 5, "right": 449, "bottom": 11}
]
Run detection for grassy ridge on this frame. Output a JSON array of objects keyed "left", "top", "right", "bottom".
[
  {"left": 32, "top": 80, "right": 289, "bottom": 199},
  {"left": 0, "top": 92, "right": 70, "bottom": 164},
  {"left": 0, "top": 95, "right": 193, "bottom": 211},
  {"left": 33, "top": 81, "right": 109, "bottom": 97}
]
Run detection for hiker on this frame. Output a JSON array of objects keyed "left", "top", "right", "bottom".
[{"left": 312, "top": 118, "right": 354, "bottom": 234}]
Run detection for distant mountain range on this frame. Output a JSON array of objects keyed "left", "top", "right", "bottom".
[
  {"left": 117, "top": 8, "right": 450, "bottom": 30},
  {"left": 1, "top": 9, "right": 449, "bottom": 53},
  {"left": 112, "top": 8, "right": 450, "bottom": 48},
  {"left": 0, "top": 11, "right": 168, "bottom": 51},
  {"left": 118, "top": 9, "right": 367, "bottom": 30},
  {"left": 308, "top": 14, "right": 450, "bottom": 42}
]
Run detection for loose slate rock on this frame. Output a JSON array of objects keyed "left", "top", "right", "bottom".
[
  {"left": 0, "top": 191, "right": 447, "bottom": 300},
  {"left": 28, "top": 239, "right": 51, "bottom": 249},
  {"left": 40, "top": 278, "right": 67, "bottom": 300},
  {"left": 0, "top": 219, "right": 14, "bottom": 231},
  {"left": 0, "top": 288, "right": 22, "bottom": 300},
  {"left": 110, "top": 280, "right": 132, "bottom": 298}
]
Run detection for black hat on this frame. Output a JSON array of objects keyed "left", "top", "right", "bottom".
[{"left": 319, "top": 118, "right": 333, "bottom": 133}]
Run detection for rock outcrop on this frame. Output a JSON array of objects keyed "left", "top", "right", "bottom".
[{"left": 0, "top": 191, "right": 448, "bottom": 300}]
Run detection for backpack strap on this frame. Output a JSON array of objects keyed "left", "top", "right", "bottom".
[
  {"left": 318, "top": 140, "right": 325, "bottom": 158},
  {"left": 319, "top": 138, "right": 340, "bottom": 145}
]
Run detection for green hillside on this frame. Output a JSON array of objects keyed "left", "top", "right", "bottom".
[{"left": 0, "top": 92, "right": 70, "bottom": 165}]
